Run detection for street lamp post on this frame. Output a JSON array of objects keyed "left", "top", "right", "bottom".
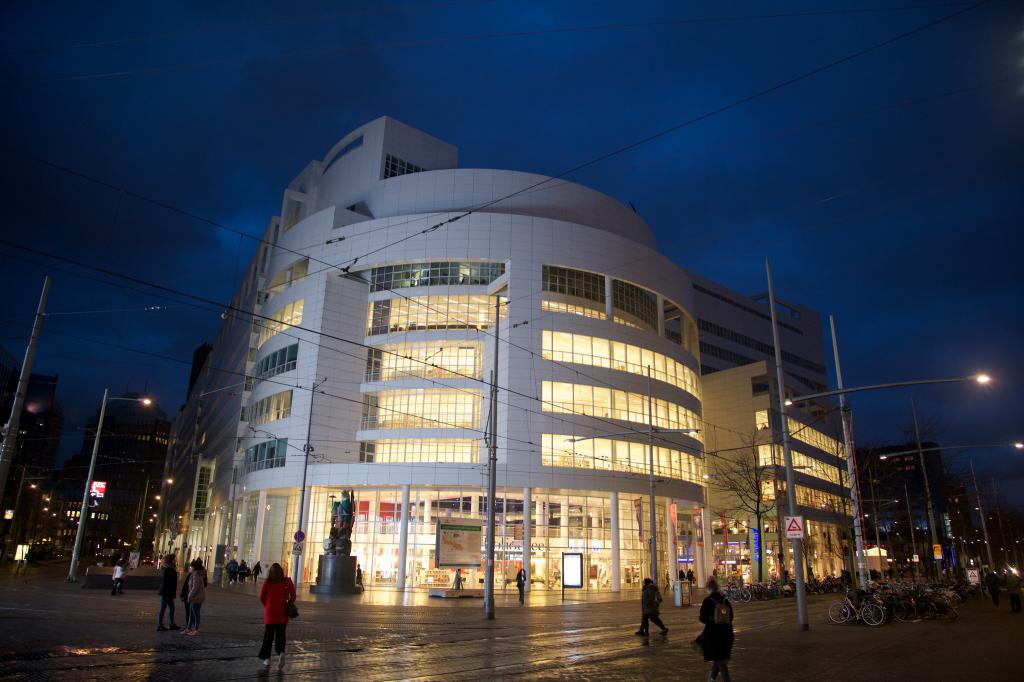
[
  {"left": 910, "top": 400, "right": 942, "bottom": 580},
  {"left": 66, "top": 391, "right": 151, "bottom": 582},
  {"left": 970, "top": 459, "right": 995, "bottom": 569}
]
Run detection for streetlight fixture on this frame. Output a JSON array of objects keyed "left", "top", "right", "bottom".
[
  {"left": 784, "top": 373, "right": 992, "bottom": 406},
  {"left": 66, "top": 390, "right": 152, "bottom": 582}
]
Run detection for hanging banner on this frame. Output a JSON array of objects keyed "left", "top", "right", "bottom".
[
  {"left": 435, "top": 518, "right": 482, "bottom": 568},
  {"left": 669, "top": 502, "right": 678, "bottom": 551},
  {"left": 693, "top": 508, "right": 704, "bottom": 548},
  {"left": 634, "top": 498, "right": 644, "bottom": 541}
]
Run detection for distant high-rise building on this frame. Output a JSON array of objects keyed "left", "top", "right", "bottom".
[
  {"left": 188, "top": 343, "right": 213, "bottom": 399},
  {"left": 61, "top": 393, "right": 170, "bottom": 557}
]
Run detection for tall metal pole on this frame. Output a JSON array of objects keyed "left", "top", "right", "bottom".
[
  {"left": 991, "top": 477, "right": 1008, "bottom": 567},
  {"left": 971, "top": 460, "right": 994, "bottom": 569},
  {"left": 484, "top": 296, "right": 500, "bottom": 620},
  {"left": 646, "top": 366, "right": 658, "bottom": 583},
  {"left": 904, "top": 483, "right": 919, "bottom": 582},
  {"left": 911, "top": 400, "right": 942, "bottom": 579},
  {"left": 869, "top": 468, "right": 883, "bottom": 564},
  {"left": 292, "top": 372, "right": 321, "bottom": 585},
  {"left": 829, "top": 316, "right": 868, "bottom": 589},
  {"left": 67, "top": 388, "right": 108, "bottom": 582},
  {"left": 765, "top": 258, "right": 809, "bottom": 630},
  {"left": 0, "top": 276, "right": 52, "bottom": 507}
]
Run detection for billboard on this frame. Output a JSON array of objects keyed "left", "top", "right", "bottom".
[
  {"left": 435, "top": 518, "right": 482, "bottom": 568},
  {"left": 90, "top": 481, "right": 107, "bottom": 498},
  {"left": 562, "top": 552, "right": 583, "bottom": 589}
]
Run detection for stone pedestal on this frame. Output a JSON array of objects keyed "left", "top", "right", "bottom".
[{"left": 309, "top": 554, "right": 362, "bottom": 595}]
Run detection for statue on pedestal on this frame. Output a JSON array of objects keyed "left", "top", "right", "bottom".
[{"left": 323, "top": 489, "right": 356, "bottom": 556}]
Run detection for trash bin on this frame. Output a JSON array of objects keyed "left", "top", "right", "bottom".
[{"left": 673, "top": 580, "right": 683, "bottom": 607}]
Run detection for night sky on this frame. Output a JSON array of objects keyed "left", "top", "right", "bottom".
[{"left": 1, "top": 2, "right": 1021, "bottom": 503}]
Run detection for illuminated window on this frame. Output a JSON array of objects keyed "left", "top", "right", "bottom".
[
  {"left": 367, "top": 296, "right": 503, "bottom": 335},
  {"left": 255, "top": 299, "right": 304, "bottom": 348},
  {"left": 383, "top": 153, "right": 426, "bottom": 178},
  {"left": 369, "top": 262, "right": 504, "bottom": 292},
  {"left": 245, "top": 439, "right": 288, "bottom": 473},
  {"left": 244, "top": 391, "right": 293, "bottom": 426},
  {"left": 612, "top": 280, "right": 658, "bottom": 331},
  {"left": 788, "top": 417, "right": 844, "bottom": 457},
  {"left": 542, "top": 330, "right": 700, "bottom": 399},
  {"left": 542, "top": 434, "right": 703, "bottom": 483},
  {"left": 757, "top": 445, "right": 841, "bottom": 485},
  {"left": 365, "top": 342, "right": 482, "bottom": 381},
  {"left": 359, "top": 439, "right": 478, "bottom": 464},
  {"left": 541, "top": 381, "right": 701, "bottom": 436},
  {"left": 542, "top": 265, "right": 605, "bottom": 303},
  {"left": 263, "top": 257, "right": 309, "bottom": 306},
  {"left": 613, "top": 315, "right": 644, "bottom": 329},
  {"left": 361, "top": 390, "right": 480, "bottom": 430},
  {"left": 541, "top": 299, "right": 607, "bottom": 320}
]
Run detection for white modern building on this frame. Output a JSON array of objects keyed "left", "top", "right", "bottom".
[{"left": 158, "top": 117, "right": 843, "bottom": 592}]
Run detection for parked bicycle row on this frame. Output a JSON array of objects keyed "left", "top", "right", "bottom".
[{"left": 827, "top": 581, "right": 979, "bottom": 626}]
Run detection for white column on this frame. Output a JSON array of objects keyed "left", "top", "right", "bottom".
[
  {"left": 665, "top": 497, "right": 676, "bottom": 583},
  {"left": 397, "top": 484, "right": 411, "bottom": 591},
  {"left": 523, "top": 487, "right": 532, "bottom": 593},
  {"left": 604, "top": 276, "right": 614, "bottom": 320},
  {"left": 610, "top": 491, "right": 620, "bottom": 593},
  {"left": 252, "top": 489, "right": 268, "bottom": 565},
  {"left": 703, "top": 507, "right": 714, "bottom": 581},
  {"left": 694, "top": 507, "right": 707, "bottom": 587},
  {"left": 236, "top": 493, "right": 249, "bottom": 563}
]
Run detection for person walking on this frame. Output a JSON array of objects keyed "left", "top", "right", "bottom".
[
  {"left": 687, "top": 569, "right": 695, "bottom": 586},
  {"left": 227, "top": 557, "right": 239, "bottom": 584},
  {"left": 252, "top": 561, "right": 263, "bottom": 582},
  {"left": 699, "top": 578, "right": 734, "bottom": 682},
  {"left": 157, "top": 554, "right": 180, "bottom": 631},
  {"left": 259, "top": 563, "right": 297, "bottom": 670},
  {"left": 182, "top": 559, "right": 208, "bottom": 636},
  {"left": 356, "top": 564, "right": 363, "bottom": 588},
  {"left": 111, "top": 559, "right": 126, "bottom": 596},
  {"left": 516, "top": 567, "right": 526, "bottom": 605},
  {"left": 453, "top": 568, "right": 463, "bottom": 590},
  {"left": 1005, "top": 570, "right": 1022, "bottom": 614},
  {"left": 635, "top": 578, "right": 668, "bottom": 637},
  {"left": 985, "top": 571, "right": 1002, "bottom": 608}
]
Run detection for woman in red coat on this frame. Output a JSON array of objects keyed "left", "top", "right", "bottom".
[{"left": 258, "top": 563, "right": 296, "bottom": 669}]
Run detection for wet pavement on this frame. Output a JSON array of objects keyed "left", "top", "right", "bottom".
[{"left": 1, "top": 563, "right": 1020, "bottom": 680}]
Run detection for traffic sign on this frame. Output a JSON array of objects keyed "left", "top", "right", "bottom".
[
  {"left": 784, "top": 516, "right": 804, "bottom": 539},
  {"left": 292, "top": 541, "right": 304, "bottom": 556},
  {"left": 293, "top": 530, "right": 305, "bottom": 543}
]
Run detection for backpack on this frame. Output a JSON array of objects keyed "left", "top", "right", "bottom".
[{"left": 713, "top": 596, "right": 732, "bottom": 625}]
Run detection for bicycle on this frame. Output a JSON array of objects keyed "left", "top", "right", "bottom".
[{"left": 828, "top": 589, "right": 886, "bottom": 626}]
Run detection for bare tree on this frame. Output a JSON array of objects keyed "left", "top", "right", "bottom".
[{"left": 708, "top": 432, "right": 777, "bottom": 583}]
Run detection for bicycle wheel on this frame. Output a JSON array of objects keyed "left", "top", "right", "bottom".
[
  {"left": 860, "top": 603, "right": 886, "bottom": 627},
  {"left": 828, "top": 601, "right": 852, "bottom": 624},
  {"left": 919, "top": 601, "right": 937, "bottom": 619},
  {"left": 892, "top": 601, "right": 911, "bottom": 622},
  {"left": 740, "top": 589, "right": 752, "bottom": 603}
]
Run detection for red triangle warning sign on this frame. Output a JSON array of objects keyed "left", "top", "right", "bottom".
[{"left": 786, "top": 518, "right": 802, "bottom": 532}]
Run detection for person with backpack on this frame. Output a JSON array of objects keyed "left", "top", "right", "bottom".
[
  {"left": 227, "top": 557, "right": 239, "bottom": 584},
  {"left": 252, "top": 561, "right": 263, "bottom": 582},
  {"left": 699, "top": 578, "right": 734, "bottom": 682},
  {"left": 636, "top": 578, "right": 669, "bottom": 637},
  {"left": 182, "top": 559, "right": 208, "bottom": 636},
  {"left": 258, "top": 563, "right": 297, "bottom": 670}
]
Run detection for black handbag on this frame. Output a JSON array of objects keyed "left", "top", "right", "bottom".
[{"left": 285, "top": 601, "right": 299, "bottom": 619}]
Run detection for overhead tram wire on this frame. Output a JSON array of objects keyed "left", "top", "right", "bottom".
[{"left": 41, "top": 3, "right": 982, "bottom": 82}]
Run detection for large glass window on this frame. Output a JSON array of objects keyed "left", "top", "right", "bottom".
[
  {"left": 541, "top": 381, "right": 701, "bottom": 435},
  {"left": 541, "top": 299, "right": 606, "bottom": 320},
  {"left": 244, "top": 390, "right": 293, "bottom": 426},
  {"left": 359, "top": 439, "right": 478, "bottom": 463},
  {"left": 757, "top": 445, "right": 841, "bottom": 485},
  {"left": 542, "top": 265, "right": 605, "bottom": 303},
  {"left": 245, "top": 438, "right": 288, "bottom": 473},
  {"left": 367, "top": 295, "right": 503, "bottom": 335},
  {"left": 361, "top": 389, "right": 480, "bottom": 429},
  {"left": 365, "top": 342, "right": 483, "bottom": 381},
  {"left": 756, "top": 410, "right": 844, "bottom": 457},
  {"left": 612, "top": 280, "right": 658, "bottom": 331},
  {"left": 255, "top": 343, "right": 298, "bottom": 381},
  {"left": 542, "top": 434, "right": 702, "bottom": 483},
  {"left": 263, "top": 258, "right": 309, "bottom": 305},
  {"left": 255, "top": 299, "right": 304, "bottom": 348},
  {"left": 383, "top": 153, "right": 426, "bottom": 179},
  {"left": 370, "top": 262, "right": 505, "bottom": 292},
  {"left": 542, "top": 330, "right": 700, "bottom": 398}
]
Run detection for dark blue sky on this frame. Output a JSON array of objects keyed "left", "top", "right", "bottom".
[{"left": 1, "top": 1, "right": 1021, "bottom": 501}]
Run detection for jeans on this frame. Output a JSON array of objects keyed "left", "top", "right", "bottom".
[
  {"left": 158, "top": 596, "right": 176, "bottom": 626},
  {"left": 710, "top": 660, "right": 731, "bottom": 682},
  {"left": 187, "top": 602, "right": 202, "bottom": 630},
  {"left": 1010, "top": 593, "right": 1021, "bottom": 613},
  {"left": 639, "top": 613, "right": 666, "bottom": 634},
  {"left": 259, "top": 624, "right": 287, "bottom": 659},
  {"left": 111, "top": 579, "right": 124, "bottom": 595}
]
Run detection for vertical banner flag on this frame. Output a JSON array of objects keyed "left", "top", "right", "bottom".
[
  {"left": 693, "top": 508, "right": 704, "bottom": 548},
  {"left": 634, "top": 498, "right": 644, "bottom": 541}
]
